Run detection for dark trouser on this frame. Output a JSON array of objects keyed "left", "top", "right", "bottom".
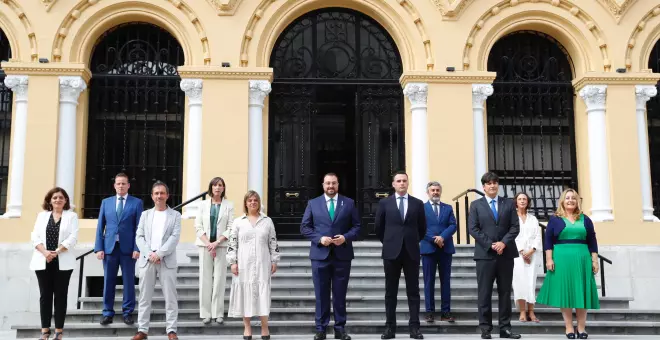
[
  {"left": 476, "top": 258, "right": 514, "bottom": 332},
  {"left": 422, "top": 252, "right": 453, "bottom": 313},
  {"left": 35, "top": 261, "right": 73, "bottom": 329},
  {"left": 383, "top": 246, "right": 420, "bottom": 329},
  {"left": 103, "top": 243, "right": 137, "bottom": 317},
  {"left": 311, "top": 256, "right": 352, "bottom": 332}
]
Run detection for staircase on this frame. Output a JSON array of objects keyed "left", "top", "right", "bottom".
[{"left": 12, "top": 242, "right": 660, "bottom": 338}]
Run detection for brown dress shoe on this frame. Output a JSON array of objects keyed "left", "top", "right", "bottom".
[
  {"left": 131, "top": 332, "right": 148, "bottom": 340},
  {"left": 167, "top": 332, "right": 179, "bottom": 340}
]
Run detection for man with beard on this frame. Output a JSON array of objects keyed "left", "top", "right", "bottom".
[
  {"left": 301, "top": 173, "right": 361, "bottom": 340},
  {"left": 420, "top": 181, "right": 457, "bottom": 323}
]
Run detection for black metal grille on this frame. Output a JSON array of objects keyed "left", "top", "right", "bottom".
[
  {"left": 83, "top": 23, "right": 185, "bottom": 218},
  {"left": 0, "top": 29, "right": 12, "bottom": 214},
  {"left": 647, "top": 38, "right": 660, "bottom": 219},
  {"left": 268, "top": 8, "right": 405, "bottom": 238},
  {"left": 486, "top": 31, "right": 578, "bottom": 220}
]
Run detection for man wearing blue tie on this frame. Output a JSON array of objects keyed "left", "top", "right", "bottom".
[
  {"left": 94, "top": 173, "right": 144, "bottom": 325},
  {"left": 420, "top": 181, "right": 457, "bottom": 323},
  {"left": 301, "top": 173, "right": 361, "bottom": 340}
]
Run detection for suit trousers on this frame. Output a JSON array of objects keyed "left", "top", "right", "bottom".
[
  {"left": 383, "top": 246, "right": 420, "bottom": 328},
  {"left": 198, "top": 246, "right": 228, "bottom": 319},
  {"left": 102, "top": 242, "right": 136, "bottom": 317},
  {"left": 35, "top": 261, "right": 73, "bottom": 329},
  {"left": 311, "top": 255, "right": 352, "bottom": 332},
  {"left": 138, "top": 261, "right": 178, "bottom": 334},
  {"left": 422, "top": 252, "right": 453, "bottom": 313},
  {"left": 475, "top": 258, "right": 514, "bottom": 332}
]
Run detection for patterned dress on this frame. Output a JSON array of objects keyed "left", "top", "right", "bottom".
[{"left": 226, "top": 213, "right": 281, "bottom": 317}]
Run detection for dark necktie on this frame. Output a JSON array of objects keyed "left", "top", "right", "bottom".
[
  {"left": 433, "top": 203, "right": 439, "bottom": 217},
  {"left": 399, "top": 197, "right": 405, "bottom": 220},
  {"left": 117, "top": 196, "right": 124, "bottom": 218}
]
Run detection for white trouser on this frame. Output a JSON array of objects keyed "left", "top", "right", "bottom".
[
  {"left": 199, "top": 246, "right": 228, "bottom": 318},
  {"left": 138, "top": 262, "right": 178, "bottom": 334}
]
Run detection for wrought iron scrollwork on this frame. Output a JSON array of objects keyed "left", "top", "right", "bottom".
[
  {"left": 647, "top": 39, "right": 660, "bottom": 220},
  {"left": 0, "top": 29, "right": 12, "bottom": 214}
]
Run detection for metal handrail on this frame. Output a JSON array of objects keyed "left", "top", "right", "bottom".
[{"left": 75, "top": 191, "right": 207, "bottom": 309}]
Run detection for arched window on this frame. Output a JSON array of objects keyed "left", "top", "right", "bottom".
[
  {"left": 83, "top": 23, "right": 185, "bottom": 217},
  {"left": 647, "top": 38, "right": 660, "bottom": 219},
  {"left": 487, "top": 31, "right": 577, "bottom": 220},
  {"left": 0, "top": 29, "right": 12, "bottom": 213}
]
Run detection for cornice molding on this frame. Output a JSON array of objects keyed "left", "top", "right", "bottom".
[
  {"left": 572, "top": 72, "right": 660, "bottom": 91},
  {"left": 178, "top": 66, "right": 273, "bottom": 81},
  {"left": 400, "top": 71, "right": 497, "bottom": 86},
  {"left": 0, "top": 62, "right": 91, "bottom": 82}
]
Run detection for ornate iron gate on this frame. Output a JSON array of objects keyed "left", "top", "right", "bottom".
[
  {"left": 486, "top": 31, "right": 578, "bottom": 220},
  {"left": 0, "top": 29, "right": 12, "bottom": 214},
  {"left": 268, "top": 8, "right": 404, "bottom": 238},
  {"left": 83, "top": 23, "right": 185, "bottom": 218},
  {"left": 647, "top": 39, "right": 660, "bottom": 219}
]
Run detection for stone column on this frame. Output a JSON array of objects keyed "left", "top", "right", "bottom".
[
  {"left": 579, "top": 85, "right": 613, "bottom": 222},
  {"left": 180, "top": 79, "right": 203, "bottom": 218},
  {"left": 403, "top": 83, "right": 429, "bottom": 199},
  {"left": 1, "top": 75, "right": 29, "bottom": 218},
  {"left": 472, "top": 84, "right": 494, "bottom": 189},
  {"left": 635, "top": 85, "right": 659, "bottom": 222},
  {"left": 248, "top": 80, "right": 271, "bottom": 198},
  {"left": 56, "top": 76, "right": 86, "bottom": 209}
]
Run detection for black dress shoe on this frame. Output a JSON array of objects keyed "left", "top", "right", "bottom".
[
  {"left": 499, "top": 329, "right": 522, "bottom": 339},
  {"left": 409, "top": 328, "right": 423, "bottom": 339},
  {"left": 334, "top": 331, "right": 351, "bottom": 340},
  {"left": 481, "top": 329, "right": 492, "bottom": 339},
  {"left": 381, "top": 328, "right": 396, "bottom": 339},
  {"left": 577, "top": 331, "right": 588, "bottom": 339},
  {"left": 314, "top": 332, "right": 326, "bottom": 340},
  {"left": 100, "top": 316, "right": 113, "bottom": 325},
  {"left": 124, "top": 315, "right": 135, "bottom": 325},
  {"left": 440, "top": 312, "right": 456, "bottom": 323}
]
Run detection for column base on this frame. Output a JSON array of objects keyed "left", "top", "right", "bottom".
[
  {"left": 589, "top": 208, "right": 614, "bottom": 222},
  {"left": 1, "top": 206, "right": 22, "bottom": 218},
  {"left": 642, "top": 208, "right": 660, "bottom": 222}
]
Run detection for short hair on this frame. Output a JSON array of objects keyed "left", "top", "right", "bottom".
[
  {"left": 114, "top": 173, "right": 129, "bottom": 182},
  {"left": 392, "top": 170, "right": 408, "bottom": 181},
  {"left": 42, "top": 187, "right": 71, "bottom": 211},
  {"left": 514, "top": 192, "right": 531, "bottom": 214},
  {"left": 556, "top": 188, "right": 582, "bottom": 217},
  {"left": 426, "top": 181, "right": 442, "bottom": 191},
  {"left": 480, "top": 172, "right": 500, "bottom": 185},
  {"left": 243, "top": 190, "right": 261, "bottom": 214},
  {"left": 323, "top": 173, "right": 338, "bottom": 182},
  {"left": 207, "top": 177, "right": 226, "bottom": 199},
  {"left": 152, "top": 181, "right": 169, "bottom": 194}
]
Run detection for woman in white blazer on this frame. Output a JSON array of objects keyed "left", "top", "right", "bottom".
[
  {"left": 194, "top": 177, "right": 235, "bottom": 324},
  {"left": 30, "top": 187, "right": 79, "bottom": 340}
]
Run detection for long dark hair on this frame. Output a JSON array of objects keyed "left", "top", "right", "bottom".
[{"left": 42, "top": 187, "right": 71, "bottom": 211}]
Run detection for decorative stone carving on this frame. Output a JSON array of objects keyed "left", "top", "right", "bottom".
[
  {"left": 579, "top": 85, "right": 607, "bottom": 111},
  {"left": 471, "top": 84, "right": 493, "bottom": 108},
  {"left": 635, "top": 85, "right": 658, "bottom": 108},
  {"left": 180, "top": 79, "right": 203, "bottom": 105},
  {"left": 248, "top": 80, "right": 272, "bottom": 107},
  {"left": 206, "top": 0, "right": 242, "bottom": 16},
  {"left": 59, "top": 76, "right": 87, "bottom": 103},
  {"left": 403, "top": 83, "right": 428, "bottom": 109},
  {"left": 41, "top": 0, "right": 58, "bottom": 12},
  {"left": 3, "top": 75, "right": 29, "bottom": 101}
]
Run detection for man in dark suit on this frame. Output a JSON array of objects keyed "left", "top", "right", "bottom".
[
  {"left": 420, "top": 181, "right": 457, "bottom": 323},
  {"left": 375, "top": 171, "right": 426, "bottom": 340},
  {"left": 94, "top": 173, "right": 144, "bottom": 325},
  {"left": 301, "top": 173, "right": 361, "bottom": 340},
  {"left": 468, "top": 172, "right": 521, "bottom": 339}
]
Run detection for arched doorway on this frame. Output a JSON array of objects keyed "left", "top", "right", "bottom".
[
  {"left": 267, "top": 8, "right": 405, "bottom": 238},
  {"left": 82, "top": 22, "right": 185, "bottom": 217},
  {"left": 647, "top": 38, "right": 660, "bottom": 219},
  {"left": 0, "top": 29, "right": 12, "bottom": 214},
  {"left": 486, "top": 31, "right": 578, "bottom": 220}
]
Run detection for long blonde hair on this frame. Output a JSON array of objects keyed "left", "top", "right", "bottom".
[{"left": 555, "top": 188, "right": 582, "bottom": 217}]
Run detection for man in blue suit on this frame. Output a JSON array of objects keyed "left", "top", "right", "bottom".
[
  {"left": 420, "top": 181, "right": 457, "bottom": 324},
  {"left": 301, "top": 173, "right": 361, "bottom": 340},
  {"left": 94, "top": 173, "right": 144, "bottom": 325}
]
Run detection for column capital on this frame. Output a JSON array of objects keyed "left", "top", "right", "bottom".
[
  {"left": 248, "top": 80, "right": 271, "bottom": 107},
  {"left": 59, "top": 76, "right": 86, "bottom": 104},
  {"left": 180, "top": 78, "right": 203, "bottom": 105},
  {"left": 635, "top": 85, "right": 658, "bottom": 109},
  {"left": 578, "top": 85, "right": 607, "bottom": 111},
  {"left": 3, "top": 75, "right": 29, "bottom": 102},
  {"left": 472, "top": 83, "right": 494, "bottom": 108},
  {"left": 403, "top": 82, "right": 428, "bottom": 109}
]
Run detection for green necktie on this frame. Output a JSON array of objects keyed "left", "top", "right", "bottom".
[{"left": 329, "top": 198, "right": 335, "bottom": 220}]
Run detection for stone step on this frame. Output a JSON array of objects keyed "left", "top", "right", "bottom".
[
  {"left": 40, "top": 335, "right": 660, "bottom": 340},
  {"left": 63, "top": 307, "right": 660, "bottom": 323},
  {"left": 13, "top": 320, "right": 660, "bottom": 338},
  {"left": 78, "top": 295, "right": 631, "bottom": 311}
]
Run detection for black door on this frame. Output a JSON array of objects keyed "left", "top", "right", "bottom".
[{"left": 267, "top": 9, "right": 404, "bottom": 239}]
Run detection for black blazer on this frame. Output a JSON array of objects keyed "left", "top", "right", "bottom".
[
  {"left": 467, "top": 196, "right": 520, "bottom": 260},
  {"left": 375, "top": 194, "right": 427, "bottom": 261}
]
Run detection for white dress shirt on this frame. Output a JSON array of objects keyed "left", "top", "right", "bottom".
[
  {"left": 395, "top": 193, "right": 409, "bottom": 217},
  {"left": 325, "top": 194, "right": 339, "bottom": 210},
  {"left": 487, "top": 196, "right": 498, "bottom": 213},
  {"left": 150, "top": 210, "right": 167, "bottom": 251},
  {"left": 115, "top": 194, "right": 128, "bottom": 241}
]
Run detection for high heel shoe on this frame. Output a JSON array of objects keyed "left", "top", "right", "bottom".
[
  {"left": 39, "top": 330, "right": 50, "bottom": 340},
  {"left": 243, "top": 336, "right": 252, "bottom": 340},
  {"left": 565, "top": 328, "right": 576, "bottom": 339},
  {"left": 262, "top": 336, "right": 271, "bottom": 340},
  {"left": 53, "top": 331, "right": 63, "bottom": 340},
  {"left": 578, "top": 331, "right": 588, "bottom": 339}
]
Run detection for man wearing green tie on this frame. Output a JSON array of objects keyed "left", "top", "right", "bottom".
[{"left": 300, "top": 173, "right": 362, "bottom": 340}]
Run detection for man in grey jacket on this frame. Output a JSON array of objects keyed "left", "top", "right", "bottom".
[{"left": 133, "top": 181, "right": 182, "bottom": 340}]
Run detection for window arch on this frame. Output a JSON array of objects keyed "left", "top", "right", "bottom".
[
  {"left": 647, "top": 38, "right": 660, "bottom": 219},
  {"left": 0, "top": 28, "right": 12, "bottom": 214}
]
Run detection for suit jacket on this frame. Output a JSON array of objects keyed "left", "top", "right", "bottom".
[
  {"left": 30, "top": 211, "right": 79, "bottom": 271},
  {"left": 194, "top": 199, "right": 235, "bottom": 247},
  {"left": 135, "top": 207, "right": 181, "bottom": 269},
  {"left": 375, "top": 194, "right": 427, "bottom": 261},
  {"left": 94, "top": 195, "right": 144, "bottom": 255},
  {"left": 300, "top": 195, "right": 361, "bottom": 261},
  {"left": 544, "top": 215, "right": 598, "bottom": 253},
  {"left": 467, "top": 196, "right": 520, "bottom": 260},
  {"left": 420, "top": 201, "right": 457, "bottom": 255}
]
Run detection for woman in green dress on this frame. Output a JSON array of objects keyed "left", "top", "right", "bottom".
[{"left": 537, "top": 189, "right": 600, "bottom": 339}]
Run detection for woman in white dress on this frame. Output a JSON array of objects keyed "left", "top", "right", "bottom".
[
  {"left": 512, "top": 192, "right": 542, "bottom": 323},
  {"left": 226, "top": 190, "right": 280, "bottom": 340}
]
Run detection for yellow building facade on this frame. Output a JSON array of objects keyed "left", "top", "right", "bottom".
[{"left": 1, "top": 0, "right": 660, "bottom": 247}]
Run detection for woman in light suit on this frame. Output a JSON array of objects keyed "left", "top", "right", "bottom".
[
  {"left": 30, "top": 187, "right": 79, "bottom": 340},
  {"left": 195, "top": 177, "right": 235, "bottom": 324}
]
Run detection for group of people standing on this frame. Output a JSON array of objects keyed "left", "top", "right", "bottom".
[{"left": 27, "top": 170, "right": 601, "bottom": 340}]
